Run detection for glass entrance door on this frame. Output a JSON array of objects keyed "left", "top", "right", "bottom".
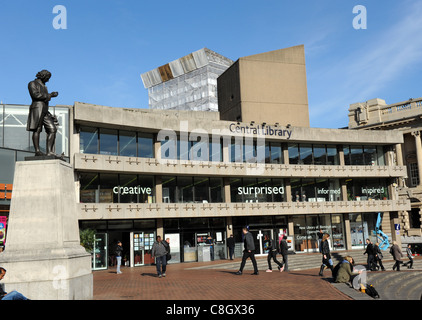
[
  {"left": 132, "top": 231, "right": 156, "bottom": 266},
  {"left": 93, "top": 233, "right": 108, "bottom": 270},
  {"left": 133, "top": 232, "right": 145, "bottom": 266}
]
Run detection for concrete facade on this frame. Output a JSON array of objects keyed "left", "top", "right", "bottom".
[{"left": 217, "top": 45, "right": 310, "bottom": 127}]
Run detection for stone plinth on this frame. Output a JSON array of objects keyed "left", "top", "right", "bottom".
[{"left": 0, "top": 160, "right": 92, "bottom": 300}]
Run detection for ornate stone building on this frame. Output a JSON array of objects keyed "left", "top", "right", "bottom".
[{"left": 348, "top": 97, "right": 422, "bottom": 246}]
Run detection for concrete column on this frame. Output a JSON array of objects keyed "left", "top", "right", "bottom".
[
  {"left": 395, "top": 143, "right": 404, "bottom": 166},
  {"left": 154, "top": 135, "right": 161, "bottom": 160},
  {"left": 287, "top": 217, "right": 294, "bottom": 236},
  {"left": 156, "top": 218, "right": 164, "bottom": 238},
  {"left": 411, "top": 131, "right": 422, "bottom": 186},
  {"left": 344, "top": 214, "right": 352, "bottom": 250},
  {"left": 155, "top": 176, "right": 162, "bottom": 204},
  {"left": 224, "top": 177, "right": 231, "bottom": 203},
  {"left": 338, "top": 145, "right": 345, "bottom": 166}
]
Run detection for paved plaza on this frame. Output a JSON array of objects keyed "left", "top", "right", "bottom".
[{"left": 93, "top": 256, "right": 350, "bottom": 301}]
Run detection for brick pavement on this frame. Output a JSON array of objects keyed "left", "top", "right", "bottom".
[{"left": 93, "top": 257, "right": 351, "bottom": 301}]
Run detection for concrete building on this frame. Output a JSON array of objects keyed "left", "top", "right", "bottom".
[
  {"left": 0, "top": 45, "right": 412, "bottom": 271},
  {"left": 140, "top": 48, "right": 233, "bottom": 112},
  {"left": 348, "top": 97, "right": 422, "bottom": 247}
]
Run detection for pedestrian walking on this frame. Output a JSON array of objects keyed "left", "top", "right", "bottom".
[
  {"left": 319, "top": 233, "right": 333, "bottom": 277},
  {"left": 390, "top": 241, "right": 403, "bottom": 271},
  {"left": 0, "top": 267, "right": 30, "bottom": 300},
  {"left": 403, "top": 244, "right": 414, "bottom": 269},
  {"left": 235, "top": 227, "right": 258, "bottom": 275},
  {"left": 164, "top": 237, "right": 171, "bottom": 262},
  {"left": 264, "top": 235, "right": 284, "bottom": 272},
  {"left": 206, "top": 236, "right": 215, "bottom": 261},
  {"left": 115, "top": 241, "right": 123, "bottom": 274},
  {"left": 227, "top": 234, "right": 235, "bottom": 260},
  {"left": 280, "top": 235, "right": 289, "bottom": 272},
  {"left": 374, "top": 242, "right": 385, "bottom": 271},
  {"left": 152, "top": 236, "right": 168, "bottom": 277},
  {"left": 363, "top": 239, "right": 376, "bottom": 271}
]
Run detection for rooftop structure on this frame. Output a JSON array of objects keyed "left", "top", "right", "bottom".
[{"left": 140, "top": 48, "right": 233, "bottom": 112}]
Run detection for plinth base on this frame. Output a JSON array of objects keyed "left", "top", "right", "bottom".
[{"left": 0, "top": 160, "right": 93, "bottom": 300}]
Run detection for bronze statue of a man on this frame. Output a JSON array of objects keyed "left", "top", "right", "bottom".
[{"left": 26, "top": 70, "right": 59, "bottom": 157}]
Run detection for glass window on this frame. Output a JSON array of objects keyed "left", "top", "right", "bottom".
[
  {"left": 350, "top": 146, "right": 364, "bottom": 165},
  {"left": 343, "top": 145, "right": 351, "bottom": 165},
  {"left": 194, "top": 177, "right": 209, "bottom": 203},
  {"left": 80, "top": 173, "right": 99, "bottom": 203},
  {"left": 230, "top": 178, "right": 243, "bottom": 202},
  {"left": 80, "top": 127, "right": 98, "bottom": 154},
  {"left": 138, "top": 133, "right": 154, "bottom": 158},
  {"left": 327, "top": 145, "right": 339, "bottom": 165},
  {"left": 363, "top": 145, "right": 377, "bottom": 165},
  {"left": 313, "top": 145, "right": 326, "bottom": 165},
  {"left": 0, "top": 104, "right": 3, "bottom": 147},
  {"left": 209, "top": 138, "right": 222, "bottom": 162},
  {"left": 177, "top": 177, "right": 193, "bottom": 203},
  {"left": 292, "top": 215, "right": 307, "bottom": 252},
  {"left": 301, "top": 179, "right": 316, "bottom": 202},
  {"left": 288, "top": 144, "right": 299, "bottom": 164},
  {"left": 299, "top": 144, "right": 313, "bottom": 165},
  {"left": 162, "top": 176, "right": 177, "bottom": 203},
  {"left": 291, "top": 178, "right": 302, "bottom": 202},
  {"left": 3, "top": 105, "right": 31, "bottom": 151},
  {"left": 99, "top": 128, "right": 118, "bottom": 155},
  {"left": 270, "top": 143, "right": 283, "bottom": 164},
  {"left": 376, "top": 146, "right": 385, "bottom": 166},
  {"left": 314, "top": 178, "right": 330, "bottom": 202},
  {"left": 265, "top": 143, "right": 271, "bottom": 163},
  {"left": 230, "top": 137, "right": 243, "bottom": 162},
  {"left": 331, "top": 214, "right": 345, "bottom": 250},
  {"left": 349, "top": 213, "right": 366, "bottom": 248},
  {"left": 139, "top": 175, "right": 154, "bottom": 203},
  {"left": 271, "top": 179, "right": 285, "bottom": 202},
  {"left": 0, "top": 148, "right": 15, "bottom": 183},
  {"left": 99, "top": 173, "right": 118, "bottom": 203},
  {"left": 256, "top": 178, "right": 272, "bottom": 202},
  {"left": 209, "top": 178, "right": 223, "bottom": 203},
  {"left": 119, "top": 131, "right": 137, "bottom": 157},
  {"left": 118, "top": 174, "right": 139, "bottom": 203}
]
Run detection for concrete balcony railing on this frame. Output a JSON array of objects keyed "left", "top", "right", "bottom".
[
  {"left": 74, "top": 153, "right": 407, "bottom": 179},
  {"left": 77, "top": 199, "right": 411, "bottom": 220}
]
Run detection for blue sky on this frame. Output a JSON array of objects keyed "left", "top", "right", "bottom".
[{"left": 1, "top": 0, "right": 421, "bottom": 128}]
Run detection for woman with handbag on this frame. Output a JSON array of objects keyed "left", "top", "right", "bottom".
[{"left": 319, "top": 234, "right": 333, "bottom": 277}]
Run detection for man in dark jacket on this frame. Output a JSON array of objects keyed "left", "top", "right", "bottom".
[
  {"left": 235, "top": 228, "right": 258, "bottom": 275},
  {"left": 227, "top": 234, "right": 235, "bottom": 260},
  {"left": 364, "top": 239, "right": 376, "bottom": 271},
  {"left": 280, "top": 235, "right": 289, "bottom": 272}
]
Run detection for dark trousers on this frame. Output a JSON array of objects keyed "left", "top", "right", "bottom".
[
  {"left": 393, "top": 260, "right": 403, "bottom": 271},
  {"left": 375, "top": 257, "right": 385, "bottom": 270},
  {"left": 239, "top": 250, "right": 258, "bottom": 273},
  {"left": 156, "top": 255, "right": 167, "bottom": 275},
  {"left": 367, "top": 255, "right": 376, "bottom": 270},
  {"left": 228, "top": 247, "right": 235, "bottom": 260},
  {"left": 403, "top": 257, "right": 414, "bottom": 268},
  {"left": 267, "top": 251, "right": 283, "bottom": 270},
  {"left": 281, "top": 254, "right": 289, "bottom": 271}
]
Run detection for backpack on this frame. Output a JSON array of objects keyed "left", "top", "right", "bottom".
[{"left": 364, "top": 284, "right": 380, "bottom": 299}]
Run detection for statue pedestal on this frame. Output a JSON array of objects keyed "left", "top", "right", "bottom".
[{"left": 0, "top": 160, "right": 92, "bottom": 300}]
